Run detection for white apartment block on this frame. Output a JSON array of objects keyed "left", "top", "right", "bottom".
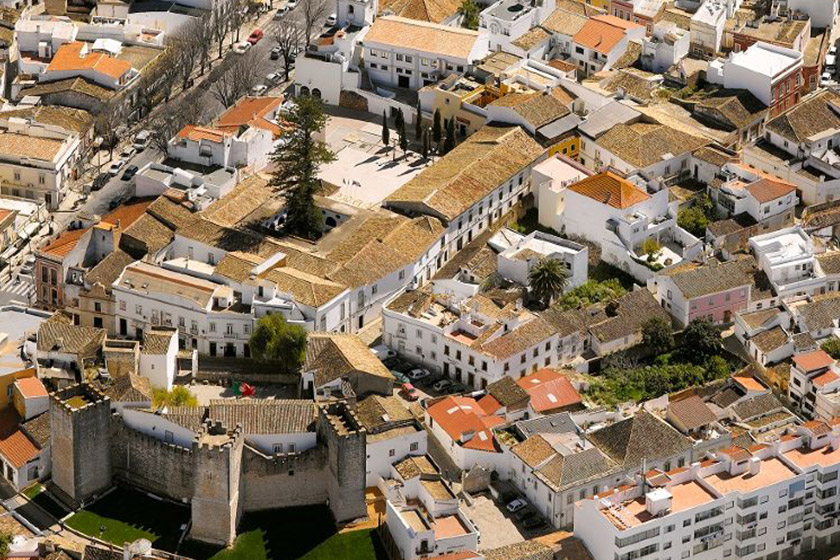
[
  {"left": 479, "top": 0, "right": 556, "bottom": 53},
  {"left": 383, "top": 290, "right": 569, "bottom": 390},
  {"left": 575, "top": 422, "right": 840, "bottom": 560},
  {"left": 750, "top": 226, "right": 839, "bottom": 300},
  {"left": 789, "top": 350, "right": 840, "bottom": 421},
  {"left": 690, "top": 0, "right": 727, "bottom": 57},
  {"left": 363, "top": 16, "right": 486, "bottom": 90},
  {"left": 0, "top": 118, "right": 81, "bottom": 210},
  {"left": 641, "top": 22, "right": 690, "bottom": 74},
  {"left": 713, "top": 165, "right": 798, "bottom": 225}
]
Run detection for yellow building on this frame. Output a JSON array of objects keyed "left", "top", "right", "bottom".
[
  {"left": 573, "top": 0, "right": 610, "bottom": 11},
  {"left": 547, "top": 135, "right": 581, "bottom": 159},
  {"left": 0, "top": 368, "right": 36, "bottom": 409},
  {"left": 418, "top": 75, "right": 499, "bottom": 137}
]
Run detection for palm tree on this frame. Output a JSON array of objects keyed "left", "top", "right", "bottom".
[{"left": 528, "top": 257, "right": 568, "bottom": 307}]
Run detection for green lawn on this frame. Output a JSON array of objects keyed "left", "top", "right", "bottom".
[
  {"left": 300, "top": 529, "right": 384, "bottom": 560},
  {"left": 64, "top": 487, "right": 189, "bottom": 550},
  {"left": 22, "top": 484, "right": 43, "bottom": 500}
]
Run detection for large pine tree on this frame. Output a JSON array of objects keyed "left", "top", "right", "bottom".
[{"left": 270, "top": 96, "right": 335, "bottom": 239}]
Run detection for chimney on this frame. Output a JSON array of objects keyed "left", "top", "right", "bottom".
[{"left": 748, "top": 456, "right": 761, "bottom": 476}]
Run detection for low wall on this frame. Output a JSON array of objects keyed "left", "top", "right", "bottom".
[{"left": 241, "top": 445, "right": 330, "bottom": 512}]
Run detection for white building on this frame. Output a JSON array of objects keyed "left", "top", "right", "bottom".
[
  {"left": 167, "top": 125, "right": 273, "bottom": 173},
  {"left": 383, "top": 289, "right": 567, "bottom": 390},
  {"left": 364, "top": 16, "right": 486, "bottom": 90},
  {"left": 789, "top": 349, "right": 840, "bottom": 421},
  {"left": 15, "top": 16, "right": 78, "bottom": 76},
  {"left": 425, "top": 395, "right": 507, "bottom": 471},
  {"left": 479, "top": 0, "right": 556, "bottom": 53},
  {"left": 383, "top": 455, "right": 480, "bottom": 560},
  {"left": 570, "top": 15, "right": 645, "bottom": 77},
  {"left": 549, "top": 171, "right": 702, "bottom": 282},
  {"left": 787, "top": 0, "right": 838, "bottom": 29},
  {"left": 690, "top": 0, "right": 727, "bottom": 57},
  {"left": 641, "top": 21, "right": 690, "bottom": 73},
  {"left": 750, "top": 226, "right": 838, "bottom": 300},
  {"left": 533, "top": 153, "right": 593, "bottom": 227},
  {"left": 497, "top": 229, "right": 588, "bottom": 289},
  {"left": 707, "top": 42, "right": 803, "bottom": 116},
  {"left": 138, "top": 326, "right": 178, "bottom": 389},
  {"left": 713, "top": 164, "right": 798, "bottom": 225},
  {"left": 575, "top": 422, "right": 840, "bottom": 560}
]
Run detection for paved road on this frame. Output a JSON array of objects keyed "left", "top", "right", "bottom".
[{"left": 0, "top": 274, "right": 34, "bottom": 306}]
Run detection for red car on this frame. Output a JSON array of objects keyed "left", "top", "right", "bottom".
[
  {"left": 400, "top": 382, "right": 419, "bottom": 401},
  {"left": 248, "top": 29, "right": 264, "bottom": 44}
]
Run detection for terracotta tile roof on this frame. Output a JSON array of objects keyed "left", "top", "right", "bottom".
[
  {"left": 480, "top": 316, "right": 557, "bottom": 360},
  {"left": 766, "top": 89, "right": 840, "bottom": 144},
  {"left": 215, "top": 96, "right": 284, "bottom": 138},
  {"left": 793, "top": 349, "right": 834, "bottom": 372},
  {"left": 542, "top": 6, "right": 589, "bottom": 36},
  {"left": 511, "top": 434, "right": 555, "bottom": 468},
  {"left": 0, "top": 132, "right": 66, "bottom": 161},
  {"left": 573, "top": 15, "right": 642, "bottom": 54},
  {"left": 208, "top": 399, "right": 316, "bottom": 434},
  {"left": 21, "top": 412, "right": 49, "bottom": 448},
  {"left": 793, "top": 292, "right": 840, "bottom": 331},
  {"left": 732, "top": 374, "right": 766, "bottom": 392},
  {"left": 745, "top": 178, "right": 796, "bottom": 203},
  {"left": 21, "top": 76, "right": 115, "bottom": 101},
  {"left": 14, "top": 376, "right": 47, "bottom": 398},
  {"left": 812, "top": 369, "right": 839, "bottom": 388},
  {"left": 817, "top": 252, "right": 840, "bottom": 275},
  {"left": 394, "top": 455, "right": 438, "bottom": 479},
  {"left": 356, "top": 394, "right": 413, "bottom": 431},
  {"left": 86, "top": 249, "right": 135, "bottom": 288},
  {"left": 597, "top": 122, "right": 707, "bottom": 169},
  {"left": 485, "top": 376, "right": 529, "bottom": 409},
  {"left": 536, "top": 447, "right": 616, "bottom": 491},
  {"left": 730, "top": 392, "right": 784, "bottom": 421},
  {"left": 0, "top": 429, "right": 39, "bottom": 468},
  {"left": 102, "top": 199, "right": 152, "bottom": 230},
  {"left": 37, "top": 312, "right": 105, "bottom": 357},
  {"left": 46, "top": 41, "right": 132, "bottom": 81},
  {"left": 269, "top": 266, "right": 346, "bottom": 308},
  {"left": 660, "top": 260, "right": 751, "bottom": 299},
  {"left": 0, "top": 105, "right": 94, "bottom": 135},
  {"left": 378, "top": 0, "right": 461, "bottom": 23},
  {"left": 750, "top": 325, "right": 789, "bottom": 353},
  {"left": 668, "top": 395, "right": 717, "bottom": 431},
  {"left": 365, "top": 16, "right": 480, "bottom": 59},
  {"left": 477, "top": 394, "right": 503, "bottom": 415},
  {"left": 517, "top": 368, "right": 581, "bottom": 413},
  {"left": 568, "top": 172, "right": 649, "bottom": 209},
  {"left": 488, "top": 91, "right": 570, "bottom": 128},
  {"left": 176, "top": 125, "right": 231, "bottom": 143},
  {"left": 386, "top": 125, "right": 544, "bottom": 222},
  {"left": 694, "top": 89, "right": 767, "bottom": 130},
  {"left": 588, "top": 410, "right": 692, "bottom": 469},
  {"left": 304, "top": 332, "right": 393, "bottom": 388},
  {"left": 802, "top": 420, "right": 832, "bottom": 435},
  {"left": 512, "top": 26, "right": 552, "bottom": 51},
  {"left": 427, "top": 395, "right": 502, "bottom": 452},
  {"left": 40, "top": 227, "right": 88, "bottom": 258},
  {"left": 483, "top": 540, "right": 555, "bottom": 560},
  {"left": 99, "top": 373, "right": 152, "bottom": 403}
]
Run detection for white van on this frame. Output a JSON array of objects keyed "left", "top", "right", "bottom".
[{"left": 133, "top": 130, "right": 151, "bottom": 151}]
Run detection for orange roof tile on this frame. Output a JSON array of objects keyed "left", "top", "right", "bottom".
[
  {"left": 516, "top": 368, "right": 581, "bottom": 412},
  {"left": 477, "top": 394, "right": 503, "bottom": 415},
  {"left": 0, "top": 430, "right": 39, "bottom": 468},
  {"left": 793, "top": 349, "right": 834, "bottom": 372},
  {"left": 802, "top": 420, "right": 832, "bottom": 435},
  {"left": 427, "top": 396, "right": 502, "bottom": 452},
  {"left": 101, "top": 199, "right": 152, "bottom": 230},
  {"left": 39, "top": 227, "right": 88, "bottom": 258},
  {"left": 46, "top": 42, "right": 132, "bottom": 81},
  {"left": 14, "top": 377, "right": 47, "bottom": 399},
  {"left": 744, "top": 178, "right": 796, "bottom": 204},
  {"left": 568, "top": 171, "right": 649, "bottom": 209},
  {"left": 573, "top": 15, "right": 643, "bottom": 55},
  {"left": 176, "top": 125, "right": 232, "bottom": 143},
  {"left": 733, "top": 374, "right": 765, "bottom": 392},
  {"left": 216, "top": 96, "right": 285, "bottom": 138},
  {"left": 813, "top": 369, "right": 840, "bottom": 387}
]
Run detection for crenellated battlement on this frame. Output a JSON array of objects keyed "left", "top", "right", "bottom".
[{"left": 51, "top": 383, "right": 110, "bottom": 415}]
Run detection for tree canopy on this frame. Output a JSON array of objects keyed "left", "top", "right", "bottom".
[
  {"left": 270, "top": 96, "right": 336, "bottom": 239},
  {"left": 528, "top": 258, "right": 567, "bottom": 307},
  {"left": 556, "top": 278, "right": 626, "bottom": 310},
  {"left": 682, "top": 318, "right": 722, "bottom": 365},
  {"left": 152, "top": 386, "right": 197, "bottom": 408},
  {"left": 822, "top": 336, "right": 840, "bottom": 359},
  {"left": 642, "top": 316, "right": 674, "bottom": 356},
  {"left": 458, "top": 0, "right": 480, "bottom": 29},
  {"left": 249, "top": 314, "right": 308, "bottom": 373}
]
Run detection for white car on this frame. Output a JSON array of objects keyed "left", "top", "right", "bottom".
[
  {"left": 821, "top": 72, "right": 834, "bottom": 87},
  {"left": 252, "top": 84, "right": 269, "bottom": 95},
  {"left": 507, "top": 498, "right": 528, "bottom": 513},
  {"left": 233, "top": 42, "right": 251, "bottom": 55},
  {"left": 830, "top": 45, "right": 838, "bottom": 57},
  {"left": 408, "top": 368, "right": 431, "bottom": 380},
  {"left": 371, "top": 345, "right": 396, "bottom": 360},
  {"left": 325, "top": 13, "right": 336, "bottom": 26},
  {"left": 108, "top": 159, "right": 126, "bottom": 176},
  {"left": 120, "top": 146, "right": 136, "bottom": 160},
  {"left": 266, "top": 72, "right": 282, "bottom": 84},
  {"left": 286, "top": 0, "right": 297, "bottom": 8}
]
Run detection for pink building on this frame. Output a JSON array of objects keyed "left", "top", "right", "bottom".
[{"left": 652, "top": 260, "right": 753, "bottom": 327}]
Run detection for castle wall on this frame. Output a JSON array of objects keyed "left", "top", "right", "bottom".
[
  {"left": 241, "top": 444, "right": 330, "bottom": 512},
  {"left": 319, "top": 404, "right": 367, "bottom": 523},
  {"left": 110, "top": 416, "right": 194, "bottom": 501}
]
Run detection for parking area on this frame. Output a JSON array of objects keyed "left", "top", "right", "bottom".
[
  {"left": 463, "top": 493, "right": 525, "bottom": 551},
  {"left": 385, "top": 356, "right": 472, "bottom": 402}
]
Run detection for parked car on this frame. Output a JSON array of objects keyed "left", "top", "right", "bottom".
[
  {"left": 252, "top": 84, "right": 269, "bottom": 95},
  {"left": 408, "top": 368, "right": 431, "bottom": 381},
  {"left": 822, "top": 72, "right": 834, "bottom": 87},
  {"left": 248, "top": 29, "right": 264, "bottom": 45},
  {"left": 325, "top": 13, "right": 336, "bottom": 26},
  {"left": 108, "top": 159, "right": 126, "bottom": 176},
  {"left": 827, "top": 53, "right": 837, "bottom": 70},
  {"left": 391, "top": 370, "right": 410, "bottom": 384},
  {"left": 120, "top": 146, "right": 136, "bottom": 160},
  {"left": 522, "top": 516, "right": 546, "bottom": 530},
  {"left": 443, "top": 383, "right": 466, "bottom": 395},
  {"left": 506, "top": 498, "right": 528, "bottom": 513},
  {"left": 233, "top": 42, "right": 251, "bottom": 54},
  {"left": 371, "top": 345, "right": 396, "bottom": 360},
  {"left": 20, "top": 255, "right": 35, "bottom": 276},
  {"left": 515, "top": 506, "right": 535, "bottom": 521},
  {"left": 400, "top": 383, "right": 419, "bottom": 401},
  {"left": 266, "top": 72, "right": 282, "bottom": 84},
  {"left": 121, "top": 164, "right": 139, "bottom": 181},
  {"left": 133, "top": 130, "right": 151, "bottom": 151},
  {"left": 286, "top": 0, "right": 297, "bottom": 9},
  {"left": 91, "top": 172, "right": 109, "bottom": 191},
  {"left": 432, "top": 378, "right": 453, "bottom": 392},
  {"left": 270, "top": 46, "right": 282, "bottom": 60},
  {"left": 273, "top": 6, "right": 289, "bottom": 19},
  {"left": 831, "top": 45, "right": 838, "bottom": 57}
]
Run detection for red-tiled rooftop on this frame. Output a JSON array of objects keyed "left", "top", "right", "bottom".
[
  {"left": 732, "top": 374, "right": 765, "bottom": 392},
  {"left": 606, "top": 481, "right": 716, "bottom": 529},
  {"left": 516, "top": 368, "right": 581, "bottom": 412},
  {"left": 447, "top": 330, "right": 477, "bottom": 345},
  {"left": 427, "top": 396, "right": 502, "bottom": 452},
  {"left": 812, "top": 369, "right": 839, "bottom": 387},
  {"left": 792, "top": 349, "right": 834, "bottom": 372},
  {"left": 433, "top": 514, "right": 470, "bottom": 539},
  {"left": 0, "top": 430, "right": 39, "bottom": 468},
  {"left": 784, "top": 443, "right": 840, "bottom": 469},
  {"left": 40, "top": 227, "right": 88, "bottom": 258},
  {"left": 705, "top": 457, "right": 796, "bottom": 495},
  {"left": 14, "top": 376, "right": 48, "bottom": 399}
]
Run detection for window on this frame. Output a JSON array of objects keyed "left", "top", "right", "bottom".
[
  {"left": 136, "top": 304, "right": 142, "bottom": 315},
  {"left": 274, "top": 443, "right": 284, "bottom": 454},
  {"left": 164, "top": 430, "right": 174, "bottom": 443},
  {"left": 209, "top": 322, "right": 216, "bottom": 333},
  {"left": 389, "top": 449, "right": 395, "bottom": 457},
  {"left": 410, "top": 442, "right": 419, "bottom": 451},
  {"left": 119, "top": 301, "right": 126, "bottom": 311}
]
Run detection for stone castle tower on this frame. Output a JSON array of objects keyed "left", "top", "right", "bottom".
[
  {"left": 190, "top": 420, "right": 244, "bottom": 547},
  {"left": 318, "top": 402, "right": 367, "bottom": 523},
  {"left": 50, "top": 385, "right": 112, "bottom": 506}
]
